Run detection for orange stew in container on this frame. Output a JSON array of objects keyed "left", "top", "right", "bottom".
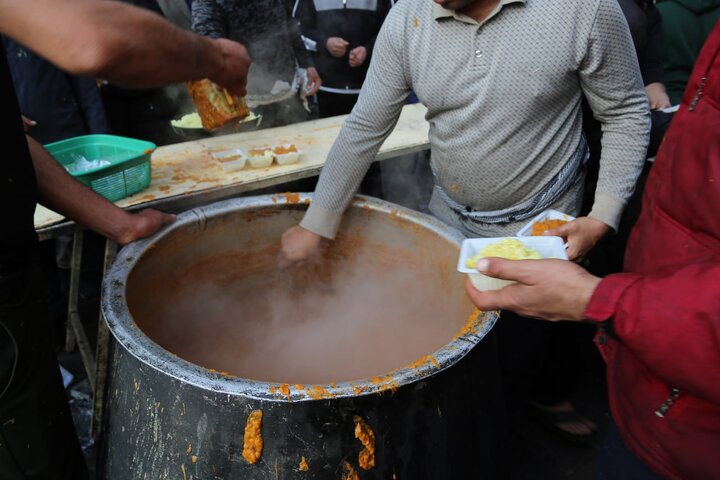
[
  {"left": 273, "top": 144, "right": 298, "bottom": 155},
  {"left": 531, "top": 219, "right": 569, "bottom": 236}
]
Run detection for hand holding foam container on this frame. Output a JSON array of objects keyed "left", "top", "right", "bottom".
[{"left": 457, "top": 237, "right": 568, "bottom": 291}]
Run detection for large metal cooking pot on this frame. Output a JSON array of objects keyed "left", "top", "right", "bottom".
[{"left": 100, "top": 194, "right": 501, "bottom": 479}]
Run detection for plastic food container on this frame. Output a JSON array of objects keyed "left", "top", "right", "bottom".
[
  {"left": 247, "top": 147, "right": 274, "bottom": 168},
  {"left": 45, "top": 134, "right": 155, "bottom": 202},
  {"left": 273, "top": 144, "right": 302, "bottom": 165},
  {"left": 517, "top": 209, "right": 575, "bottom": 236},
  {"left": 212, "top": 148, "right": 247, "bottom": 172},
  {"left": 457, "top": 236, "right": 568, "bottom": 291}
]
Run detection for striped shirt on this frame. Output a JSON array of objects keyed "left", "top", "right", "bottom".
[{"left": 301, "top": 0, "right": 650, "bottom": 238}]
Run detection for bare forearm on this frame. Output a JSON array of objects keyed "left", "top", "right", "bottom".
[
  {"left": 27, "top": 136, "right": 136, "bottom": 244},
  {"left": 0, "top": 0, "right": 224, "bottom": 87}
]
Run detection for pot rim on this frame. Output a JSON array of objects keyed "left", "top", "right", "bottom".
[{"left": 102, "top": 194, "right": 498, "bottom": 402}]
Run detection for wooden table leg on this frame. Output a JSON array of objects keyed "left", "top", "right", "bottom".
[
  {"left": 64, "top": 231, "right": 82, "bottom": 353},
  {"left": 66, "top": 231, "right": 97, "bottom": 388},
  {"left": 91, "top": 240, "right": 117, "bottom": 440}
]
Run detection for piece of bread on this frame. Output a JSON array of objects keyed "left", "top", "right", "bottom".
[{"left": 186, "top": 79, "right": 249, "bottom": 131}]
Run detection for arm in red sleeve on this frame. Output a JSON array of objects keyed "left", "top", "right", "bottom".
[{"left": 585, "top": 260, "right": 720, "bottom": 404}]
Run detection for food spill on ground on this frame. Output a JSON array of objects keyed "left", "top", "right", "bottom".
[
  {"left": 342, "top": 461, "right": 360, "bottom": 480},
  {"left": 299, "top": 456, "right": 309, "bottom": 471},
  {"left": 465, "top": 238, "right": 541, "bottom": 268},
  {"left": 530, "top": 219, "right": 568, "bottom": 236},
  {"left": 354, "top": 416, "right": 376, "bottom": 470},
  {"left": 242, "top": 410, "right": 263, "bottom": 464},
  {"left": 191, "top": 455, "right": 198, "bottom": 464}
]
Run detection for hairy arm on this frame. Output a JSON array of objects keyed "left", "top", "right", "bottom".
[
  {"left": 28, "top": 136, "right": 173, "bottom": 245},
  {"left": 0, "top": 0, "right": 247, "bottom": 93}
]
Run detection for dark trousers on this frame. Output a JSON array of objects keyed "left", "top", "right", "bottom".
[
  {"left": 496, "top": 311, "right": 597, "bottom": 426},
  {"left": 596, "top": 421, "right": 663, "bottom": 480},
  {"left": 0, "top": 265, "right": 87, "bottom": 480},
  {"left": 316, "top": 90, "right": 359, "bottom": 118}
]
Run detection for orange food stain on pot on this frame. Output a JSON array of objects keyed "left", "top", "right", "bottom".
[
  {"left": 407, "top": 355, "right": 439, "bottom": 370},
  {"left": 283, "top": 192, "right": 301, "bottom": 204},
  {"left": 298, "top": 456, "right": 309, "bottom": 471},
  {"left": 294, "top": 384, "right": 305, "bottom": 390},
  {"left": 279, "top": 384, "right": 291, "bottom": 398},
  {"left": 342, "top": 461, "right": 360, "bottom": 480},
  {"left": 242, "top": 410, "right": 263, "bottom": 464},
  {"left": 454, "top": 308, "right": 482, "bottom": 339},
  {"left": 353, "top": 386, "right": 368, "bottom": 395},
  {"left": 307, "top": 385, "right": 334, "bottom": 400},
  {"left": 354, "top": 416, "right": 376, "bottom": 470}
]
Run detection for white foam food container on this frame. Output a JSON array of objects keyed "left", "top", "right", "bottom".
[
  {"left": 273, "top": 144, "right": 302, "bottom": 165},
  {"left": 458, "top": 236, "right": 568, "bottom": 291},
  {"left": 516, "top": 209, "right": 575, "bottom": 236},
  {"left": 212, "top": 148, "right": 247, "bottom": 172},
  {"left": 247, "top": 147, "right": 274, "bottom": 168}
]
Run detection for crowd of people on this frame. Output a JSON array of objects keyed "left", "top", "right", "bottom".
[{"left": 0, "top": 0, "right": 718, "bottom": 479}]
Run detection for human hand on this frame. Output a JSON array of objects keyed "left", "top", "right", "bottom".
[
  {"left": 306, "top": 67, "right": 322, "bottom": 96},
  {"left": 279, "top": 225, "right": 323, "bottom": 269},
  {"left": 544, "top": 217, "right": 610, "bottom": 262},
  {"left": 464, "top": 258, "right": 601, "bottom": 321},
  {"left": 21, "top": 115, "right": 36, "bottom": 132},
  {"left": 116, "top": 209, "right": 175, "bottom": 245},
  {"left": 326, "top": 37, "right": 349, "bottom": 58},
  {"left": 209, "top": 38, "right": 252, "bottom": 97},
  {"left": 645, "top": 82, "right": 671, "bottom": 110},
  {"left": 348, "top": 46, "right": 367, "bottom": 67}
]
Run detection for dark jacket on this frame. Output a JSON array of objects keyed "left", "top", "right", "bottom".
[
  {"left": 192, "top": 0, "right": 314, "bottom": 97},
  {"left": 657, "top": 0, "right": 720, "bottom": 103},
  {"left": 585, "top": 22, "right": 720, "bottom": 480},
  {"left": 617, "top": 0, "right": 664, "bottom": 86},
  {"left": 2, "top": 37, "right": 108, "bottom": 145},
  {"left": 293, "top": 0, "right": 391, "bottom": 92}
]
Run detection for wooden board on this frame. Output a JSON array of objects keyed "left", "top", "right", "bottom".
[{"left": 34, "top": 104, "right": 429, "bottom": 236}]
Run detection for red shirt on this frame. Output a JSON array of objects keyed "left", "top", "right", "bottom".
[{"left": 585, "top": 23, "right": 720, "bottom": 480}]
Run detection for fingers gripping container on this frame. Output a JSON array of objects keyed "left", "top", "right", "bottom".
[
  {"left": 457, "top": 236, "right": 568, "bottom": 291},
  {"left": 45, "top": 134, "right": 156, "bottom": 202}
]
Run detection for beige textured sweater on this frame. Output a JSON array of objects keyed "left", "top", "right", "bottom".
[{"left": 301, "top": 0, "right": 650, "bottom": 238}]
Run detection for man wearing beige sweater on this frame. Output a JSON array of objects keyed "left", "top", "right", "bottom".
[{"left": 280, "top": 0, "right": 650, "bottom": 264}]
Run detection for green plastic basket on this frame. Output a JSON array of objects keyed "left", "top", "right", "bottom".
[{"left": 45, "top": 134, "right": 156, "bottom": 202}]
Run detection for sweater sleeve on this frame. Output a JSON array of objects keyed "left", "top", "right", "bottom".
[
  {"left": 191, "top": 0, "right": 227, "bottom": 39},
  {"left": 579, "top": 0, "right": 651, "bottom": 230},
  {"left": 585, "top": 261, "right": 720, "bottom": 405},
  {"left": 300, "top": 7, "right": 410, "bottom": 239},
  {"left": 641, "top": 5, "right": 664, "bottom": 86}
]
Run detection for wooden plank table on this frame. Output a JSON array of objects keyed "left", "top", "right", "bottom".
[
  {"left": 35, "top": 103, "right": 430, "bottom": 439},
  {"left": 35, "top": 103, "right": 430, "bottom": 239}
]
